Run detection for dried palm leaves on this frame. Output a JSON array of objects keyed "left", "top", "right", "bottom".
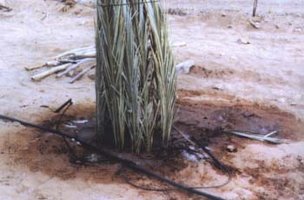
[{"left": 96, "top": 0, "right": 176, "bottom": 152}]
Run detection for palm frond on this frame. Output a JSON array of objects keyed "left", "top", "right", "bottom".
[{"left": 96, "top": 0, "right": 176, "bottom": 152}]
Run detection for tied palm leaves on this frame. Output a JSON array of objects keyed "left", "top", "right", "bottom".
[{"left": 96, "top": 0, "right": 176, "bottom": 152}]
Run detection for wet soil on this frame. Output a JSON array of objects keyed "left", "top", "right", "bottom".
[{"left": 3, "top": 98, "right": 303, "bottom": 199}]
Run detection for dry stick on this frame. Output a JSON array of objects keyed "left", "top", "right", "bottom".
[
  {"left": 52, "top": 99, "right": 77, "bottom": 160},
  {"left": 0, "top": 4, "right": 12, "bottom": 12},
  {"left": 252, "top": 0, "right": 258, "bottom": 17},
  {"left": 71, "top": 54, "right": 96, "bottom": 60},
  {"left": 26, "top": 64, "right": 47, "bottom": 71},
  {"left": 31, "top": 63, "right": 71, "bottom": 81},
  {"left": 25, "top": 61, "right": 62, "bottom": 71},
  {"left": 40, "top": 98, "right": 73, "bottom": 113},
  {"left": 54, "top": 99, "right": 73, "bottom": 113},
  {"left": 225, "top": 130, "right": 284, "bottom": 144},
  {"left": 69, "top": 65, "right": 95, "bottom": 83},
  {"left": 0, "top": 114, "right": 225, "bottom": 200},
  {"left": 173, "top": 126, "right": 196, "bottom": 146},
  {"left": 54, "top": 46, "right": 95, "bottom": 59},
  {"left": 56, "top": 58, "right": 95, "bottom": 78}
]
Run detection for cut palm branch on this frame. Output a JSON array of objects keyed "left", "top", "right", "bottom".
[
  {"left": 31, "top": 63, "right": 71, "bottom": 81},
  {"left": 25, "top": 61, "right": 61, "bottom": 71},
  {"left": 69, "top": 65, "right": 95, "bottom": 83},
  {"left": 96, "top": 0, "right": 176, "bottom": 152},
  {"left": 225, "top": 130, "right": 287, "bottom": 144},
  {"left": 54, "top": 45, "right": 95, "bottom": 59}
]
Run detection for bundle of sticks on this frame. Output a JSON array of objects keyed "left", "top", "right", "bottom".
[{"left": 26, "top": 46, "right": 96, "bottom": 83}]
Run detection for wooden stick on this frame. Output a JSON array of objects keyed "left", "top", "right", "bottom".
[
  {"left": 25, "top": 64, "right": 46, "bottom": 71},
  {"left": 54, "top": 46, "right": 95, "bottom": 59},
  {"left": 69, "top": 65, "right": 95, "bottom": 83},
  {"left": 25, "top": 60, "right": 62, "bottom": 71},
  {"left": 252, "top": 0, "right": 258, "bottom": 17},
  {"left": 31, "top": 63, "right": 71, "bottom": 81},
  {"left": 0, "top": 4, "right": 12, "bottom": 12}
]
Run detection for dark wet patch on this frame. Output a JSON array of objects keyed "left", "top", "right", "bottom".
[
  {"left": 176, "top": 97, "right": 302, "bottom": 140},
  {"left": 3, "top": 99, "right": 303, "bottom": 191}
]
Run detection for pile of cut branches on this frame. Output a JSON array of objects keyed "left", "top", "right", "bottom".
[{"left": 26, "top": 46, "right": 95, "bottom": 83}]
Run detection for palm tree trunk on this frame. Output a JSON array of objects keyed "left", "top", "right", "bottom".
[{"left": 95, "top": 0, "right": 176, "bottom": 152}]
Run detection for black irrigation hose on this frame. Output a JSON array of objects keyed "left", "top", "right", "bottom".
[
  {"left": 119, "top": 167, "right": 232, "bottom": 192},
  {"left": 0, "top": 114, "right": 226, "bottom": 200}
]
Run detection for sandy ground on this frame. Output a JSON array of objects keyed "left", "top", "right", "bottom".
[{"left": 0, "top": 0, "right": 303, "bottom": 199}]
